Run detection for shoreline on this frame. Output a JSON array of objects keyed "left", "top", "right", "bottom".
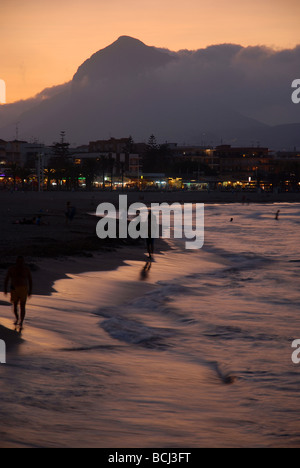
[
  {"left": 1, "top": 189, "right": 300, "bottom": 205},
  {"left": 1, "top": 190, "right": 299, "bottom": 299},
  {"left": 1, "top": 189, "right": 299, "bottom": 260},
  {"left": 30, "top": 240, "right": 169, "bottom": 297},
  {"left": 0, "top": 239, "right": 169, "bottom": 350},
  {"left": 0, "top": 190, "right": 171, "bottom": 338}
]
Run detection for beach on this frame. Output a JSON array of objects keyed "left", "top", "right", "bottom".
[{"left": 1, "top": 192, "right": 300, "bottom": 447}]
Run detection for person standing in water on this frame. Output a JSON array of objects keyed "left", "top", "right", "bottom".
[
  {"left": 275, "top": 210, "right": 280, "bottom": 220},
  {"left": 4, "top": 256, "right": 33, "bottom": 328}
]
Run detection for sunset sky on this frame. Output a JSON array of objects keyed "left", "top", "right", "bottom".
[{"left": 1, "top": 0, "right": 299, "bottom": 103}]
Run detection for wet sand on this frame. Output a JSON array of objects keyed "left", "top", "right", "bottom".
[
  {"left": 0, "top": 191, "right": 171, "bottom": 348},
  {"left": 0, "top": 242, "right": 225, "bottom": 448}
]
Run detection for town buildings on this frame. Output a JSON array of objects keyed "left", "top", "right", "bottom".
[{"left": 0, "top": 136, "right": 299, "bottom": 192}]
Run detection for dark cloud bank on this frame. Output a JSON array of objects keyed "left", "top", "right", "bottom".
[{"left": 0, "top": 36, "right": 299, "bottom": 149}]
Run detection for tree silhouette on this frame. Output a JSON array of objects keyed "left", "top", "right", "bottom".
[
  {"left": 143, "top": 135, "right": 172, "bottom": 173},
  {"left": 50, "top": 131, "right": 71, "bottom": 189},
  {"left": 81, "top": 158, "right": 101, "bottom": 191}
]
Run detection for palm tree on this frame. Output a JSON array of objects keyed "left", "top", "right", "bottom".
[{"left": 50, "top": 131, "right": 70, "bottom": 190}]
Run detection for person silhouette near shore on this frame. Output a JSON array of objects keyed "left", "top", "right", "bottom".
[
  {"left": 275, "top": 210, "right": 280, "bottom": 220},
  {"left": 65, "top": 202, "right": 76, "bottom": 225},
  {"left": 4, "top": 256, "right": 33, "bottom": 329},
  {"left": 146, "top": 209, "right": 158, "bottom": 260}
]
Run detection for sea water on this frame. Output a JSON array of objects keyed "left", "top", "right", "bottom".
[{"left": 0, "top": 203, "right": 300, "bottom": 448}]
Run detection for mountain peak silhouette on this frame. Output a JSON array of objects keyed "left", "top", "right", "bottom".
[
  {"left": 114, "top": 35, "right": 148, "bottom": 47},
  {"left": 73, "top": 35, "right": 175, "bottom": 83},
  {"left": 0, "top": 37, "right": 299, "bottom": 148}
]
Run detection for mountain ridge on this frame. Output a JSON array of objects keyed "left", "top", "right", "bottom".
[
  {"left": 73, "top": 36, "right": 176, "bottom": 85},
  {"left": 0, "top": 36, "right": 299, "bottom": 149}
]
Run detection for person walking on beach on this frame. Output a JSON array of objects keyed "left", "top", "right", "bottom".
[
  {"left": 146, "top": 209, "right": 158, "bottom": 260},
  {"left": 65, "top": 201, "right": 76, "bottom": 225},
  {"left": 4, "top": 256, "right": 33, "bottom": 328}
]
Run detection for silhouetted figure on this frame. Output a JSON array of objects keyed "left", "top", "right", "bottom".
[
  {"left": 146, "top": 210, "right": 158, "bottom": 260},
  {"left": 4, "top": 256, "right": 33, "bottom": 329},
  {"left": 65, "top": 202, "right": 76, "bottom": 225},
  {"left": 275, "top": 210, "right": 280, "bottom": 220},
  {"left": 230, "top": 218, "right": 234, "bottom": 222},
  {"left": 146, "top": 238, "right": 154, "bottom": 260}
]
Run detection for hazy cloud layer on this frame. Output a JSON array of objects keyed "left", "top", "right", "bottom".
[{"left": 159, "top": 43, "right": 300, "bottom": 125}]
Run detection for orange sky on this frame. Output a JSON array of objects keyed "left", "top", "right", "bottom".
[{"left": 1, "top": 0, "right": 300, "bottom": 103}]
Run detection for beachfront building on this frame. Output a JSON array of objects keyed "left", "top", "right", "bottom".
[
  {"left": 0, "top": 140, "right": 53, "bottom": 190},
  {"left": 171, "top": 145, "right": 219, "bottom": 173},
  {"left": 168, "top": 144, "right": 287, "bottom": 191},
  {"left": 212, "top": 145, "right": 273, "bottom": 190},
  {"left": 0, "top": 140, "right": 51, "bottom": 168},
  {"left": 270, "top": 150, "right": 300, "bottom": 192},
  {"left": 4, "top": 140, "right": 28, "bottom": 166},
  {"left": 69, "top": 150, "right": 142, "bottom": 190},
  {"left": 89, "top": 137, "right": 133, "bottom": 154},
  {"left": 215, "top": 145, "right": 270, "bottom": 175}
]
